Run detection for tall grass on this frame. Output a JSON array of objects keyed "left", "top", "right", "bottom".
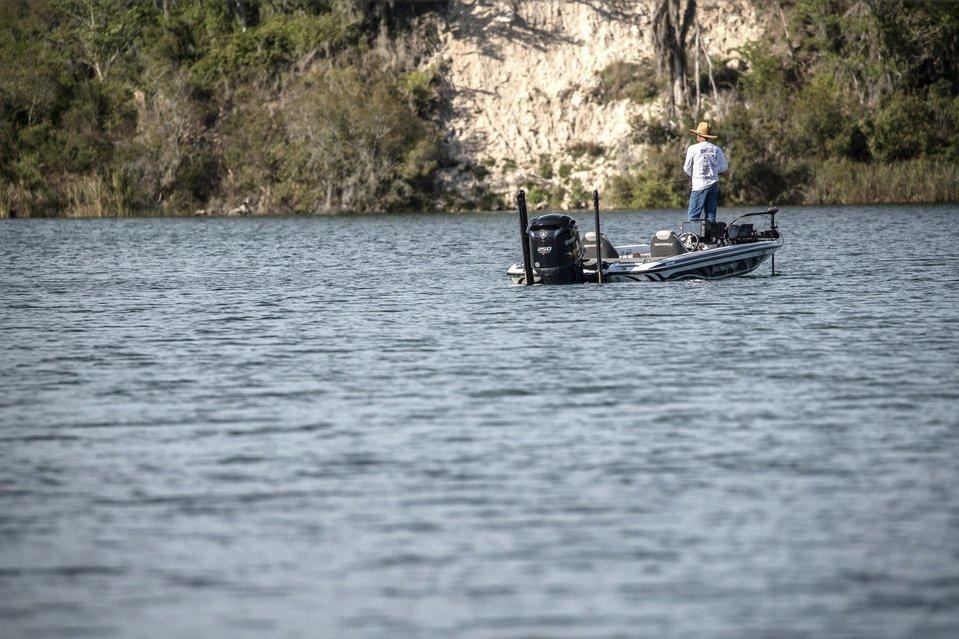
[
  {"left": 805, "top": 159, "right": 959, "bottom": 205},
  {"left": 61, "top": 174, "right": 138, "bottom": 218},
  {"left": 0, "top": 184, "right": 50, "bottom": 218},
  {"left": 0, "top": 174, "right": 139, "bottom": 218},
  {"left": 0, "top": 186, "right": 21, "bottom": 218}
]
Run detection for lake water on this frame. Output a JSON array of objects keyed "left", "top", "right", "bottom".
[{"left": 1, "top": 205, "right": 958, "bottom": 638}]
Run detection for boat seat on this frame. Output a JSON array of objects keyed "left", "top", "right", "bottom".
[
  {"left": 582, "top": 231, "right": 619, "bottom": 259},
  {"left": 649, "top": 230, "right": 686, "bottom": 257}
]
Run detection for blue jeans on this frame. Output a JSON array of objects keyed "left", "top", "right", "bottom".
[{"left": 687, "top": 182, "right": 719, "bottom": 221}]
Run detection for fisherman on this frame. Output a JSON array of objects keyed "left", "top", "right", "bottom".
[{"left": 683, "top": 121, "right": 728, "bottom": 222}]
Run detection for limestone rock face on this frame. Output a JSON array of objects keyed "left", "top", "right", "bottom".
[{"left": 431, "top": 0, "right": 766, "bottom": 208}]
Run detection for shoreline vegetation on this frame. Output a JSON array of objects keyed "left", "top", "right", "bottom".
[{"left": 1, "top": 1, "right": 958, "bottom": 219}]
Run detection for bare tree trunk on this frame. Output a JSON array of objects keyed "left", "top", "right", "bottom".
[
  {"left": 777, "top": 1, "right": 790, "bottom": 40},
  {"left": 373, "top": 0, "right": 396, "bottom": 41},
  {"left": 652, "top": 0, "right": 697, "bottom": 117},
  {"left": 227, "top": 0, "right": 258, "bottom": 30},
  {"left": 700, "top": 34, "right": 721, "bottom": 116},
  {"left": 694, "top": 27, "right": 701, "bottom": 118}
]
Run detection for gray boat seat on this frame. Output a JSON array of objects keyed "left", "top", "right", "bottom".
[
  {"left": 649, "top": 230, "right": 686, "bottom": 257},
  {"left": 582, "top": 231, "right": 619, "bottom": 259}
]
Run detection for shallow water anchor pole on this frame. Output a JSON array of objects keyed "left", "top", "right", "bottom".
[
  {"left": 593, "top": 189, "right": 603, "bottom": 284},
  {"left": 769, "top": 207, "right": 777, "bottom": 276},
  {"left": 517, "top": 190, "right": 534, "bottom": 285}
]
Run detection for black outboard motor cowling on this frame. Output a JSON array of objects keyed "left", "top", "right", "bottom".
[{"left": 527, "top": 214, "right": 584, "bottom": 284}]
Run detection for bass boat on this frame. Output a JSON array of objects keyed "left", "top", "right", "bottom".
[{"left": 507, "top": 191, "right": 782, "bottom": 285}]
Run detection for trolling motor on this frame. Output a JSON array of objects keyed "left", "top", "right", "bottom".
[
  {"left": 728, "top": 208, "right": 779, "bottom": 241},
  {"left": 729, "top": 207, "right": 780, "bottom": 274}
]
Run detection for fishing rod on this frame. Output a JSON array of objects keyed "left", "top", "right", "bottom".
[{"left": 644, "top": 176, "right": 692, "bottom": 189}]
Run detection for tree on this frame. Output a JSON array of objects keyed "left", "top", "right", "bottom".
[
  {"left": 54, "top": 0, "right": 148, "bottom": 81},
  {"left": 652, "top": 0, "right": 696, "bottom": 117},
  {"left": 281, "top": 63, "right": 439, "bottom": 212}
]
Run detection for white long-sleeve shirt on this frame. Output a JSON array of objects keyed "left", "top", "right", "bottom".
[{"left": 683, "top": 141, "right": 728, "bottom": 191}]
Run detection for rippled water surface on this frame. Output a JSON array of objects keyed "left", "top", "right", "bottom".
[{"left": 2, "top": 205, "right": 958, "bottom": 638}]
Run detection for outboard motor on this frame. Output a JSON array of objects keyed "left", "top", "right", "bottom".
[
  {"left": 649, "top": 230, "right": 686, "bottom": 257},
  {"left": 527, "top": 214, "right": 584, "bottom": 284}
]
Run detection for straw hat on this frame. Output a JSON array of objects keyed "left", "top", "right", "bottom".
[{"left": 689, "top": 121, "right": 718, "bottom": 139}]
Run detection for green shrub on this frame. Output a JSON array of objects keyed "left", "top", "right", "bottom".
[
  {"left": 525, "top": 183, "right": 564, "bottom": 209},
  {"left": 868, "top": 93, "right": 933, "bottom": 162},
  {"left": 403, "top": 66, "right": 440, "bottom": 115},
  {"left": 568, "top": 178, "right": 589, "bottom": 205},
  {"left": 537, "top": 154, "right": 554, "bottom": 180},
  {"left": 594, "top": 59, "right": 662, "bottom": 104},
  {"left": 926, "top": 90, "right": 959, "bottom": 161},
  {"left": 469, "top": 163, "right": 490, "bottom": 181},
  {"left": 525, "top": 184, "right": 549, "bottom": 208},
  {"left": 737, "top": 41, "right": 787, "bottom": 102},
  {"left": 630, "top": 117, "right": 679, "bottom": 146},
  {"left": 568, "top": 141, "right": 605, "bottom": 159},
  {"left": 786, "top": 73, "right": 856, "bottom": 158},
  {"left": 609, "top": 148, "right": 687, "bottom": 209}
]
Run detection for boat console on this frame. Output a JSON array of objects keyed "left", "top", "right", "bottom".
[{"left": 682, "top": 219, "right": 727, "bottom": 242}]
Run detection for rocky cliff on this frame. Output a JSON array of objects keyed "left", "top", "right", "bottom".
[{"left": 429, "top": 0, "right": 770, "bottom": 209}]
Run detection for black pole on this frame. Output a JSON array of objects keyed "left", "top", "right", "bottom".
[
  {"left": 770, "top": 208, "right": 777, "bottom": 276},
  {"left": 517, "top": 190, "right": 534, "bottom": 285},
  {"left": 593, "top": 189, "right": 603, "bottom": 284}
]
